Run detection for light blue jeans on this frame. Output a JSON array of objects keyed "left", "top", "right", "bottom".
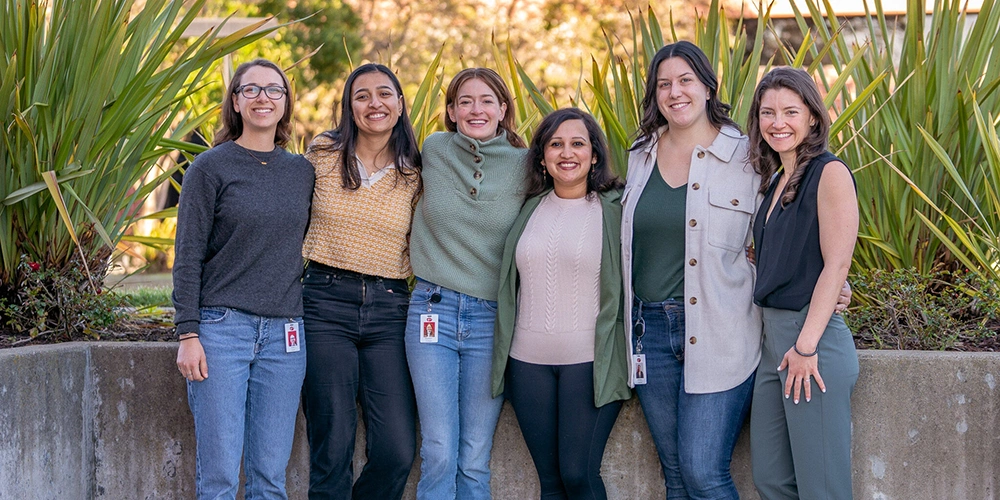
[
  {"left": 404, "top": 278, "right": 504, "bottom": 500},
  {"left": 632, "top": 299, "right": 755, "bottom": 500},
  {"left": 186, "top": 307, "right": 306, "bottom": 500}
]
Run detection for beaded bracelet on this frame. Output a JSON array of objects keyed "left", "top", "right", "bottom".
[{"left": 792, "top": 343, "right": 818, "bottom": 357}]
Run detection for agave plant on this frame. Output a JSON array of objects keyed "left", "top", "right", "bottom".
[
  {"left": 783, "top": 0, "right": 1000, "bottom": 279},
  {"left": 0, "top": 0, "right": 281, "bottom": 320}
]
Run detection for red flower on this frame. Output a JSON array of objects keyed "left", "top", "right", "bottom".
[{"left": 28, "top": 261, "right": 40, "bottom": 272}]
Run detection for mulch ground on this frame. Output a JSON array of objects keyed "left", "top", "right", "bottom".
[
  {"left": 0, "top": 314, "right": 177, "bottom": 349},
  {"left": 2, "top": 308, "right": 998, "bottom": 351}
]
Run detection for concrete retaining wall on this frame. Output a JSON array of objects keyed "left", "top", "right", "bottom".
[{"left": 0, "top": 343, "right": 997, "bottom": 499}]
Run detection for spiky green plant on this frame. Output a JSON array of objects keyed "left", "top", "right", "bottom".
[
  {"left": 0, "top": 0, "right": 282, "bottom": 328},
  {"left": 782, "top": 0, "right": 1000, "bottom": 279}
]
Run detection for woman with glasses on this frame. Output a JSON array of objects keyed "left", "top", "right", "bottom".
[
  {"left": 299, "top": 63, "right": 422, "bottom": 499},
  {"left": 173, "top": 58, "right": 314, "bottom": 499}
]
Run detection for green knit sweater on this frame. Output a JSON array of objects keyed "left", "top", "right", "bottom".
[{"left": 410, "top": 131, "right": 529, "bottom": 301}]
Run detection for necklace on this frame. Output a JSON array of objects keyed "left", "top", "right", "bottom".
[{"left": 236, "top": 141, "right": 271, "bottom": 165}]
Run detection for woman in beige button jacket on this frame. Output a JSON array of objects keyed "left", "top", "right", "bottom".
[{"left": 621, "top": 42, "right": 847, "bottom": 499}]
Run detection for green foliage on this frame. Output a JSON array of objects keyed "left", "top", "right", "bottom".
[
  {"left": 256, "top": 0, "right": 362, "bottom": 85},
  {"left": 785, "top": 0, "right": 1000, "bottom": 278},
  {"left": 113, "top": 286, "right": 173, "bottom": 310},
  {"left": 0, "top": 0, "right": 279, "bottom": 325},
  {"left": 847, "top": 268, "right": 1000, "bottom": 350},
  {"left": 0, "top": 257, "right": 124, "bottom": 338}
]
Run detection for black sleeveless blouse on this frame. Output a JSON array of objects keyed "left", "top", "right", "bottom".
[{"left": 752, "top": 151, "right": 853, "bottom": 310}]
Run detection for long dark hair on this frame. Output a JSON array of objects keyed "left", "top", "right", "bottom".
[
  {"left": 747, "top": 67, "right": 830, "bottom": 204},
  {"left": 445, "top": 68, "right": 527, "bottom": 148},
  {"left": 214, "top": 59, "right": 294, "bottom": 147},
  {"left": 632, "top": 41, "right": 738, "bottom": 150},
  {"left": 309, "top": 63, "right": 421, "bottom": 193},
  {"left": 524, "top": 108, "right": 623, "bottom": 198}
]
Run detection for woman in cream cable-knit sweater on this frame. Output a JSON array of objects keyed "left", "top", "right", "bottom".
[
  {"left": 299, "top": 63, "right": 421, "bottom": 500},
  {"left": 492, "top": 108, "right": 630, "bottom": 500}
]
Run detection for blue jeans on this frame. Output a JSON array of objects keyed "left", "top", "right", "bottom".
[
  {"left": 404, "top": 278, "right": 504, "bottom": 500},
  {"left": 632, "top": 299, "right": 754, "bottom": 500},
  {"left": 187, "top": 307, "right": 307, "bottom": 500},
  {"left": 300, "top": 262, "right": 416, "bottom": 499}
]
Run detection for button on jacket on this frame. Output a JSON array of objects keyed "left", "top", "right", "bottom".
[{"left": 621, "top": 125, "right": 763, "bottom": 394}]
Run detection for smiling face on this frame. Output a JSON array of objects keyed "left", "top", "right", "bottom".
[
  {"left": 350, "top": 71, "right": 403, "bottom": 140},
  {"left": 655, "top": 57, "right": 711, "bottom": 130},
  {"left": 447, "top": 77, "right": 507, "bottom": 141},
  {"left": 231, "top": 65, "right": 287, "bottom": 137},
  {"left": 758, "top": 87, "right": 817, "bottom": 166},
  {"left": 541, "top": 119, "right": 595, "bottom": 199}
]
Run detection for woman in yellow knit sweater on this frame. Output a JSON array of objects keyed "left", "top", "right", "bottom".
[{"left": 299, "top": 63, "right": 422, "bottom": 499}]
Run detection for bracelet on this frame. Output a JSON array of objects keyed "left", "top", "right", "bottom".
[
  {"left": 178, "top": 334, "right": 200, "bottom": 341},
  {"left": 792, "top": 343, "right": 818, "bottom": 357}
]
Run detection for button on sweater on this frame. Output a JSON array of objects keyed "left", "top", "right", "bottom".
[{"left": 409, "top": 131, "right": 528, "bottom": 301}]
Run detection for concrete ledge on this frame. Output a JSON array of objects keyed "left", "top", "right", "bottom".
[{"left": 1, "top": 344, "right": 997, "bottom": 499}]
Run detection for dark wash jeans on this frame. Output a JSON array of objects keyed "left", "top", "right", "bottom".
[{"left": 300, "top": 261, "right": 416, "bottom": 500}]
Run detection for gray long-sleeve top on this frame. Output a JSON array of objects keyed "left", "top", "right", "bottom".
[{"left": 171, "top": 140, "right": 314, "bottom": 335}]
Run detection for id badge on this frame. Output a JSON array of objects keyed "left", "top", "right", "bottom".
[
  {"left": 632, "top": 354, "right": 647, "bottom": 385},
  {"left": 419, "top": 314, "right": 439, "bottom": 343},
  {"left": 285, "top": 321, "right": 301, "bottom": 353}
]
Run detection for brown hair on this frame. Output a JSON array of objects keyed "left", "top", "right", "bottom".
[
  {"left": 524, "top": 108, "right": 623, "bottom": 198},
  {"left": 747, "top": 67, "right": 830, "bottom": 204},
  {"left": 444, "top": 67, "right": 526, "bottom": 148},
  {"left": 213, "top": 59, "right": 294, "bottom": 147}
]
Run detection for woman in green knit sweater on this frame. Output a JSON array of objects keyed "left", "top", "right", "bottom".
[{"left": 404, "top": 67, "right": 529, "bottom": 499}]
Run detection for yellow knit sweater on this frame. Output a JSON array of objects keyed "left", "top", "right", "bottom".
[{"left": 302, "top": 142, "right": 418, "bottom": 279}]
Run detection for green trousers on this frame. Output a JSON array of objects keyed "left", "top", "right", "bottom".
[{"left": 750, "top": 305, "right": 859, "bottom": 500}]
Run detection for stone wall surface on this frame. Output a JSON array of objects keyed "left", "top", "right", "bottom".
[{"left": 0, "top": 343, "right": 997, "bottom": 499}]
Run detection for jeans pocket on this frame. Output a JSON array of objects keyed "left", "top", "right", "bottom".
[
  {"left": 408, "top": 280, "right": 437, "bottom": 308},
  {"left": 480, "top": 298, "right": 498, "bottom": 313},
  {"left": 302, "top": 270, "right": 334, "bottom": 287},
  {"left": 199, "top": 307, "right": 229, "bottom": 324}
]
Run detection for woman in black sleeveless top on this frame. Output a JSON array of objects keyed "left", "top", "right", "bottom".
[{"left": 745, "top": 67, "right": 860, "bottom": 500}]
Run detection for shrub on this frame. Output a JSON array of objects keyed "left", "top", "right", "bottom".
[
  {"left": 0, "top": 256, "right": 124, "bottom": 341},
  {"left": 847, "top": 268, "right": 1000, "bottom": 351}
]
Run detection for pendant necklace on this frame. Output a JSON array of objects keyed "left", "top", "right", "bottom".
[{"left": 237, "top": 141, "right": 270, "bottom": 165}]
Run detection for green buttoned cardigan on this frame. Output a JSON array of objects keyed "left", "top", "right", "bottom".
[{"left": 491, "top": 188, "right": 632, "bottom": 407}]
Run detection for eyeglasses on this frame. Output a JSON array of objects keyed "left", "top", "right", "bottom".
[{"left": 233, "top": 85, "right": 287, "bottom": 100}]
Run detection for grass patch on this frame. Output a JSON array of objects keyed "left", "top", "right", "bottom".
[{"left": 113, "top": 286, "right": 173, "bottom": 310}]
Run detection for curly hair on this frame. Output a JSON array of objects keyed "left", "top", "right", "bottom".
[
  {"left": 524, "top": 108, "right": 623, "bottom": 198},
  {"left": 746, "top": 67, "right": 830, "bottom": 205}
]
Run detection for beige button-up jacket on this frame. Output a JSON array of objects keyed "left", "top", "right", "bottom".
[{"left": 622, "top": 125, "right": 763, "bottom": 393}]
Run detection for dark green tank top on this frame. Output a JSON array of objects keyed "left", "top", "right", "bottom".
[{"left": 632, "top": 166, "right": 687, "bottom": 302}]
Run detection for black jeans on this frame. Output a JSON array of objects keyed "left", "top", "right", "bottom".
[
  {"left": 507, "top": 358, "right": 623, "bottom": 500},
  {"left": 301, "top": 262, "right": 416, "bottom": 500}
]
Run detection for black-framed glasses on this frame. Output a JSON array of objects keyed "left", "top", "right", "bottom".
[{"left": 234, "top": 85, "right": 287, "bottom": 100}]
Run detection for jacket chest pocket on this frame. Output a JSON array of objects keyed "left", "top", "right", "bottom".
[{"left": 706, "top": 186, "right": 755, "bottom": 252}]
